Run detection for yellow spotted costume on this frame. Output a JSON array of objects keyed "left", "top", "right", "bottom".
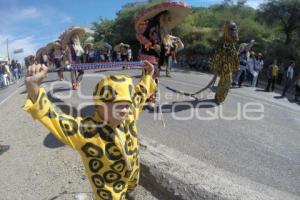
[
  {"left": 210, "top": 22, "right": 239, "bottom": 103},
  {"left": 24, "top": 74, "right": 156, "bottom": 200}
]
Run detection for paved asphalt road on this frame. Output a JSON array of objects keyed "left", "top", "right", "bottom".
[{"left": 24, "top": 66, "right": 300, "bottom": 197}]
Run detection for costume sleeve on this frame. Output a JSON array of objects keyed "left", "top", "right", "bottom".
[
  {"left": 24, "top": 88, "right": 85, "bottom": 150},
  {"left": 133, "top": 74, "right": 157, "bottom": 119}
]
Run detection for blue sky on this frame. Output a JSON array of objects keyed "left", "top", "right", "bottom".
[{"left": 0, "top": 0, "right": 265, "bottom": 62}]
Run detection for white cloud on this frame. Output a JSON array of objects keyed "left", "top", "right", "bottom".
[
  {"left": 19, "top": 7, "right": 41, "bottom": 19},
  {"left": 246, "top": 0, "right": 265, "bottom": 9},
  {"left": 0, "top": 34, "right": 41, "bottom": 63}
]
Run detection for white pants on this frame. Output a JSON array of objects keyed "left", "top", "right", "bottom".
[
  {"left": 0, "top": 74, "right": 9, "bottom": 86},
  {"left": 251, "top": 71, "right": 259, "bottom": 87}
]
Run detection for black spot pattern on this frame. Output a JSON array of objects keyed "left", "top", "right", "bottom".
[
  {"left": 58, "top": 116, "right": 78, "bottom": 136},
  {"left": 113, "top": 181, "right": 125, "bottom": 193},
  {"left": 81, "top": 143, "right": 103, "bottom": 158},
  {"left": 39, "top": 92, "right": 47, "bottom": 110},
  {"left": 110, "top": 75, "right": 126, "bottom": 82},
  {"left": 103, "top": 170, "right": 121, "bottom": 183},
  {"left": 125, "top": 135, "right": 137, "bottom": 155},
  {"left": 47, "top": 108, "right": 57, "bottom": 119},
  {"left": 89, "top": 159, "right": 103, "bottom": 173},
  {"left": 80, "top": 117, "right": 98, "bottom": 138},
  {"left": 128, "top": 121, "right": 137, "bottom": 138},
  {"left": 92, "top": 174, "right": 105, "bottom": 188},
  {"left": 99, "top": 85, "right": 117, "bottom": 102},
  {"left": 110, "top": 160, "right": 126, "bottom": 173},
  {"left": 105, "top": 143, "right": 122, "bottom": 161},
  {"left": 98, "top": 125, "right": 114, "bottom": 142},
  {"left": 97, "top": 189, "right": 112, "bottom": 200}
]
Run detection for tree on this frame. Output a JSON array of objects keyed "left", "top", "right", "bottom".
[{"left": 258, "top": 0, "right": 300, "bottom": 45}]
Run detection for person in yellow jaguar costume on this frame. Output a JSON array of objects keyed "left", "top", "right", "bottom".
[
  {"left": 24, "top": 61, "right": 157, "bottom": 200},
  {"left": 210, "top": 21, "right": 240, "bottom": 104}
]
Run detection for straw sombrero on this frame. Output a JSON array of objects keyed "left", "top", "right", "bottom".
[
  {"left": 114, "top": 43, "right": 128, "bottom": 52},
  {"left": 36, "top": 47, "right": 48, "bottom": 58},
  {"left": 60, "top": 26, "right": 86, "bottom": 46},
  {"left": 46, "top": 40, "right": 61, "bottom": 54},
  {"left": 85, "top": 36, "right": 94, "bottom": 43},
  {"left": 134, "top": 1, "right": 191, "bottom": 32},
  {"left": 84, "top": 43, "right": 93, "bottom": 49}
]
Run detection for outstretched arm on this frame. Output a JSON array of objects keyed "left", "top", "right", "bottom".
[
  {"left": 132, "top": 61, "right": 157, "bottom": 118},
  {"left": 24, "top": 64, "right": 84, "bottom": 149}
]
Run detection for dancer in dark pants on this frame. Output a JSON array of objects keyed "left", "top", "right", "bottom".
[{"left": 265, "top": 60, "right": 279, "bottom": 92}]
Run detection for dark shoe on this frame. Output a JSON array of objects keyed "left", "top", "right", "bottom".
[{"left": 0, "top": 145, "right": 9, "bottom": 155}]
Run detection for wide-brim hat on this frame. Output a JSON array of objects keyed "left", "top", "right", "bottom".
[
  {"left": 46, "top": 40, "right": 61, "bottom": 54},
  {"left": 134, "top": 1, "right": 191, "bottom": 32},
  {"left": 84, "top": 42, "right": 93, "bottom": 49},
  {"left": 60, "top": 26, "right": 86, "bottom": 46},
  {"left": 36, "top": 47, "right": 48, "bottom": 58},
  {"left": 114, "top": 43, "right": 127, "bottom": 52}
]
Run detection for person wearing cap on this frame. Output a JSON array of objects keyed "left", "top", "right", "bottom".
[
  {"left": 232, "top": 40, "right": 255, "bottom": 87},
  {"left": 24, "top": 60, "right": 157, "bottom": 200}
]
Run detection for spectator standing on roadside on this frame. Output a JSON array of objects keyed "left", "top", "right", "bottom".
[
  {"left": 282, "top": 61, "right": 295, "bottom": 97},
  {"left": 233, "top": 40, "right": 255, "bottom": 87},
  {"left": 3, "top": 61, "right": 12, "bottom": 85},
  {"left": 247, "top": 51, "right": 258, "bottom": 87},
  {"left": 265, "top": 59, "right": 279, "bottom": 92},
  {"left": 255, "top": 53, "right": 264, "bottom": 87},
  {"left": 11, "top": 60, "right": 19, "bottom": 82}
]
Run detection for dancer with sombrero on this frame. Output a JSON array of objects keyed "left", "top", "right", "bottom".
[
  {"left": 135, "top": 1, "right": 191, "bottom": 107},
  {"left": 60, "top": 26, "right": 86, "bottom": 90},
  {"left": 47, "top": 40, "right": 64, "bottom": 81},
  {"left": 163, "top": 35, "right": 184, "bottom": 77},
  {"left": 35, "top": 47, "right": 49, "bottom": 66}
]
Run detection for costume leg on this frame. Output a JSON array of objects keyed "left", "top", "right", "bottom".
[
  {"left": 71, "top": 71, "right": 77, "bottom": 90},
  {"left": 271, "top": 77, "right": 276, "bottom": 91},
  {"left": 76, "top": 70, "right": 84, "bottom": 83},
  {"left": 238, "top": 70, "right": 245, "bottom": 87},
  {"left": 215, "top": 73, "right": 231, "bottom": 103},
  {"left": 166, "top": 56, "right": 172, "bottom": 77},
  {"left": 126, "top": 166, "right": 140, "bottom": 200}
]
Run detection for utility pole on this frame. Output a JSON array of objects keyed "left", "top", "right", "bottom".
[{"left": 6, "top": 39, "right": 10, "bottom": 64}]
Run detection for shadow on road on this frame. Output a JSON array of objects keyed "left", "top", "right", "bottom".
[{"left": 44, "top": 134, "right": 65, "bottom": 148}]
